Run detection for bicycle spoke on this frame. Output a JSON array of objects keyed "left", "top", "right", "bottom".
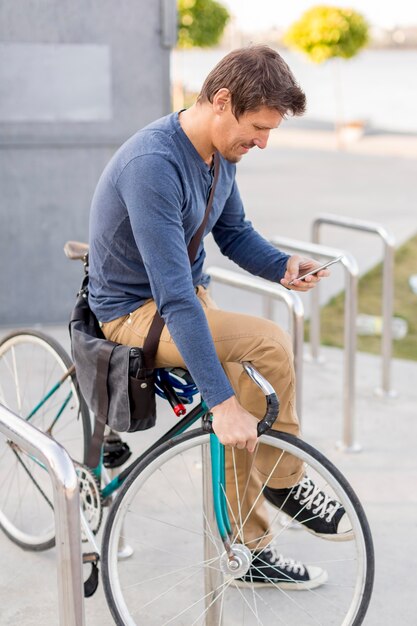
[
  {"left": 121, "top": 554, "right": 220, "bottom": 591},
  {"left": 0, "top": 331, "right": 88, "bottom": 549},
  {"left": 231, "top": 582, "right": 270, "bottom": 626},
  {"left": 11, "top": 447, "right": 53, "bottom": 509},
  {"left": 102, "top": 430, "right": 373, "bottom": 626},
  {"left": 188, "top": 577, "right": 235, "bottom": 626},
  {"left": 157, "top": 461, "right": 220, "bottom": 554},
  {"left": 125, "top": 508, "right": 213, "bottom": 540},
  {"left": 231, "top": 447, "right": 289, "bottom": 547},
  {"left": 178, "top": 447, "right": 220, "bottom": 552},
  {"left": 247, "top": 558, "right": 325, "bottom": 625},
  {"left": 252, "top": 551, "right": 349, "bottom": 616},
  {"left": 11, "top": 347, "right": 23, "bottom": 414}
]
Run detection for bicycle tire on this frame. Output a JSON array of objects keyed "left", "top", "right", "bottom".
[
  {"left": 0, "top": 329, "right": 91, "bottom": 550},
  {"left": 102, "top": 428, "right": 374, "bottom": 626}
]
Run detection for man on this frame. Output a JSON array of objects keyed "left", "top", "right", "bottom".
[{"left": 89, "top": 45, "right": 351, "bottom": 589}]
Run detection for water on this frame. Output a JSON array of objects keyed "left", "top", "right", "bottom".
[{"left": 172, "top": 48, "right": 417, "bottom": 134}]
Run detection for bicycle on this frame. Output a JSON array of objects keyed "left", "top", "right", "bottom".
[{"left": 0, "top": 242, "right": 374, "bottom": 625}]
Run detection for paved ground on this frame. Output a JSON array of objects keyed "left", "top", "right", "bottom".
[
  {"left": 1, "top": 337, "right": 416, "bottom": 625},
  {"left": 1, "top": 128, "right": 416, "bottom": 624}
]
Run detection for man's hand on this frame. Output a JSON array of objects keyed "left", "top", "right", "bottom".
[
  {"left": 280, "top": 255, "right": 330, "bottom": 291},
  {"left": 211, "top": 396, "right": 259, "bottom": 453}
]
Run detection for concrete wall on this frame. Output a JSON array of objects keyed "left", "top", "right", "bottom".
[{"left": 0, "top": 0, "right": 176, "bottom": 325}]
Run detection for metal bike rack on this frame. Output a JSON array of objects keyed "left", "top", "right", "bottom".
[
  {"left": 202, "top": 444, "right": 223, "bottom": 624},
  {"left": 0, "top": 403, "right": 85, "bottom": 626},
  {"left": 207, "top": 266, "right": 305, "bottom": 419},
  {"left": 312, "top": 213, "right": 396, "bottom": 397},
  {"left": 269, "top": 237, "right": 360, "bottom": 452}
]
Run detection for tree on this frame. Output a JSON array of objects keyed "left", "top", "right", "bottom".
[
  {"left": 284, "top": 5, "right": 369, "bottom": 144},
  {"left": 178, "top": 0, "right": 230, "bottom": 49},
  {"left": 284, "top": 5, "right": 369, "bottom": 64},
  {"left": 173, "top": 0, "right": 230, "bottom": 110}
]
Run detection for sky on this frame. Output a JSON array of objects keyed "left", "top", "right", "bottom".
[{"left": 221, "top": 0, "right": 417, "bottom": 31}]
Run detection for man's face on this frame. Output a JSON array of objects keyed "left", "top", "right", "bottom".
[{"left": 212, "top": 105, "right": 283, "bottom": 163}]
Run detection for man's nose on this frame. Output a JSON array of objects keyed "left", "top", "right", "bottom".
[{"left": 253, "top": 131, "right": 270, "bottom": 150}]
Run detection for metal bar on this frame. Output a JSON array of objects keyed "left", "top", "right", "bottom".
[
  {"left": 206, "top": 266, "right": 304, "bottom": 420},
  {"left": 381, "top": 240, "right": 395, "bottom": 395},
  {"left": 269, "top": 236, "right": 357, "bottom": 359},
  {"left": 0, "top": 404, "right": 85, "bottom": 626},
  {"left": 312, "top": 213, "right": 396, "bottom": 396},
  {"left": 202, "top": 439, "right": 223, "bottom": 624},
  {"left": 269, "top": 237, "right": 360, "bottom": 452},
  {"left": 343, "top": 262, "right": 360, "bottom": 451}
]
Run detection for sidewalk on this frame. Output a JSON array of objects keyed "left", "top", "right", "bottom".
[
  {"left": 0, "top": 327, "right": 416, "bottom": 624},
  {"left": 1, "top": 129, "right": 416, "bottom": 623}
]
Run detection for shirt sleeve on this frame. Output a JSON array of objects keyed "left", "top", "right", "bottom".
[
  {"left": 212, "top": 180, "right": 290, "bottom": 280},
  {"left": 115, "top": 154, "right": 234, "bottom": 409}
]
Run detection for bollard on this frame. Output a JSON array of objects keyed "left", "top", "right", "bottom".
[
  {"left": 270, "top": 237, "right": 361, "bottom": 452},
  {"left": 206, "top": 266, "right": 304, "bottom": 421},
  {"left": 0, "top": 404, "right": 85, "bottom": 626},
  {"left": 312, "top": 213, "right": 396, "bottom": 397}
]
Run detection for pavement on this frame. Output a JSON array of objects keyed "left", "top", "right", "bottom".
[{"left": 1, "top": 127, "right": 417, "bottom": 624}]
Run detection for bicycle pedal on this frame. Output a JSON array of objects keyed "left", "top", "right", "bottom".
[
  {"left": 83, "top": 552, "right": 100, "bottom": 598},
  {"left": 103, "top": 437, "right": 132, "bottom": 468}
]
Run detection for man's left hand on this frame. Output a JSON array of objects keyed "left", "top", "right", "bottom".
[{"left": 280, "top": 255, "right": 330, "bottom": 291}]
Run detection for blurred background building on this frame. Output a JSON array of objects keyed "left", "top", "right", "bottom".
[
  {"left": 0, "top": 0, "right": 176, "bottom": 324},
  {"left": 1, "top": 0, "right": 416, "bottom": 326}
]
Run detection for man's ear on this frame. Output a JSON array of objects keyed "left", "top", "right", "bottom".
[{"left": 212, "top": 88, "right": 231, "bottom": 114}]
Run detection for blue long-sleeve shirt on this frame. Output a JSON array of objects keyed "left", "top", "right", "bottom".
[{"left": 88, "top": 112, "right": 290, "bottom": 408}]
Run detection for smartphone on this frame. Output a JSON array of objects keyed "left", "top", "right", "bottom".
[{"left": 288, "top": 255, "right": 344, "bottom": 285}]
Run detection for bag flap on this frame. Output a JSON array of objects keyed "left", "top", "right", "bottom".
[{"left": 107, "top": 344, "right": 131, "bottom": 431}]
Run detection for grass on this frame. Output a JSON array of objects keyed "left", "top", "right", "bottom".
[{"left": 311, "top": 233, "right": 417, "bottom": 360}]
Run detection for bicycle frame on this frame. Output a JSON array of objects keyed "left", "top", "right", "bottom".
[{"left": 24, "top": 369, "right": 234, "bottom": 545}]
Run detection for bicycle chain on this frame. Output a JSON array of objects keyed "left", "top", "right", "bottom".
[{"left": 74, "top": 462, "right": 103, "bottom": 539}]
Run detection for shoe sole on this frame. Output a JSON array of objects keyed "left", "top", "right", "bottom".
[
  {"left": 279, "top": 512, "right": 354, "bottom": 542},
  {"left": 233, "top": 568, "right": 328, "bottom": 591}
]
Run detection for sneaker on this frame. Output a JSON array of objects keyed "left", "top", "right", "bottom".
[
  {"left": 236, "top": 546, "right": 327, "bottom": 590},
  {"left": 263, "top": 476, "right": 353, "bottom": 541}
]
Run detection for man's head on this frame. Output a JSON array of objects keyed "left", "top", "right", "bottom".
[
  {"left": 198, "top": 44, "right": 306, "bottom": 121},
  {"left": 196, "top": 45, "right": 306, "bottom": 163}
]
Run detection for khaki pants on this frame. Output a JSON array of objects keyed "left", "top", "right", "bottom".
[{"left": 101, "top": 286, "right": 303, "bottom": 548}]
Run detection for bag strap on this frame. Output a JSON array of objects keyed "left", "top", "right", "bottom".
[
  {"left": 186, "top": 151, "right": 220, "bottom": 265},
  {"left": 142, "top": 151, "right": 220, "bottom": 369},
  {"left": 86, "top": 341, "right": 116, "bottom": 467}
]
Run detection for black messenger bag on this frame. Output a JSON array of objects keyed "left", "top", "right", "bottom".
[
  {"left": 70, "top": 285, "right": 157, "bottom": 432},
  {"left": 70, "top": 280, "right": 164, "bottom": 467},
  {"left": 70, "top": 153, "right": 220, "bottom": 468}
]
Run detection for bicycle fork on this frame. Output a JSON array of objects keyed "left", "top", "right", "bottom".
[
  {"left": 202, "top": 434, "right": 251, "bottom": 622},
  {"left": 202, "top": 362, "right": 279, "bottom": 620}
]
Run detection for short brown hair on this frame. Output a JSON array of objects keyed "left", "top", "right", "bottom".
[{"left": 198, "top": 45, "right": 306, "bottom": 119}]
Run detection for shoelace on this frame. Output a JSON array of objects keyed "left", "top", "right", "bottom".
[
  {"left": 258, "top": 547, "right": 306, "bottom": 575},
  {"left": 293, "top": 476, "right": 341, "bottom": 522}
]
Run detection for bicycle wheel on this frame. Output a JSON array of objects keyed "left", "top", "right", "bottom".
[
  {"left": 0, "top": 329, "right": 91, "bottom": 550},
  {"left": 102, "top": 429, "right": 374, "bottom": 626}
]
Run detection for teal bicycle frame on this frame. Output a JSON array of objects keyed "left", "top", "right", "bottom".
[{"left": 27, "top": 371, "right": 234, "bottom": 543}]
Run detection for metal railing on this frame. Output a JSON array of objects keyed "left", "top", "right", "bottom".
[
  {"left": 269, "top": 237, "right": 360, "bottom": 452},
  {"left": 0, "top": 403, "right": 85, "bottom": 626},
  {"left": 312, "top": 213, "right": 396, "bottom": 397},
  {"left": 207, "top": 266, "right": 305, "bottom": 419}
]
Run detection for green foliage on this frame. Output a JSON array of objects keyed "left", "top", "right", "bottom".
[
  {"left": 311, "top": 233, "right": 417, "bottom": 361},
  {"left": 284, "top": 5, "right": 369, "bottom": 63},
  {"left": 178, "top": 0, "right": 230, "bottom": 49}
]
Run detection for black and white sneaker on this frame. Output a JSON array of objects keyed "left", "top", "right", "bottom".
[
  {"left": 236, "top": 546, "right": 327, "bottom": 590},
  {"left": 263, "top": 476, "right": 353, "bottom": 541}
]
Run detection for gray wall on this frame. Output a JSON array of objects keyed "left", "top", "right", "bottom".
[{"left": 0, "top": 0, "right": 176, "bottom": 325}]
